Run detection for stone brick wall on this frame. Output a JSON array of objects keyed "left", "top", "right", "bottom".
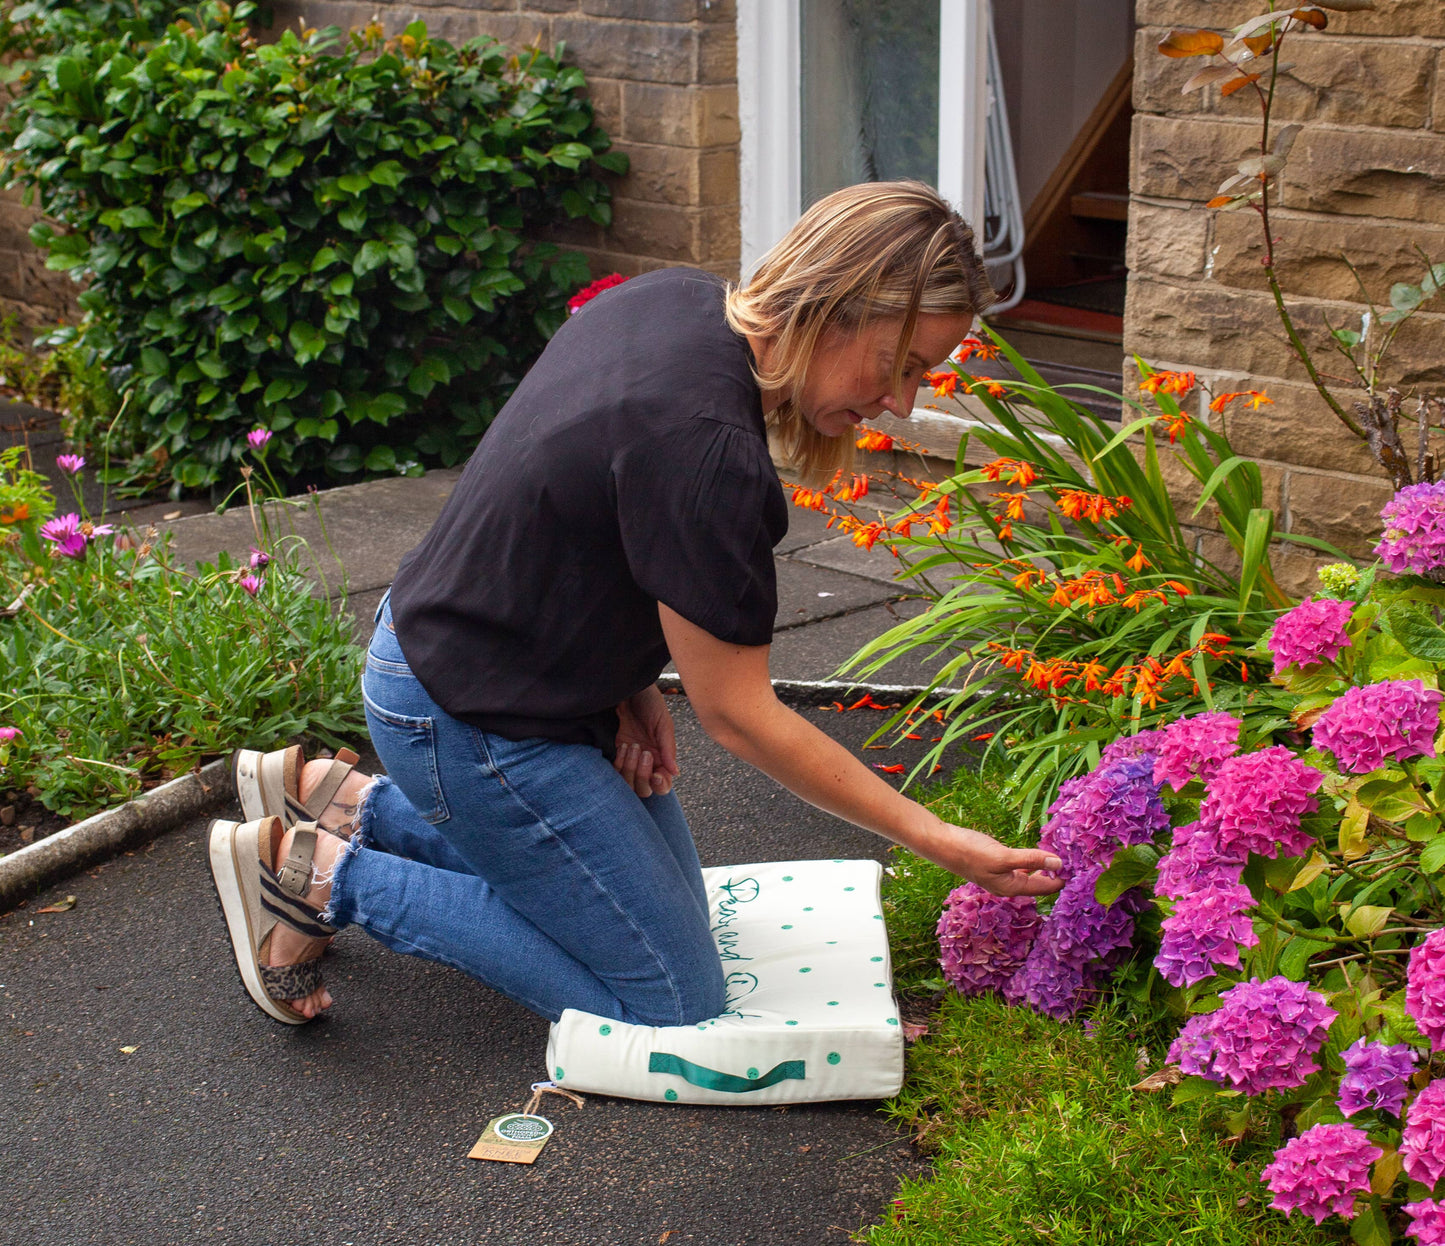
[
  {"left": 0, "top": 0, "right": 741, "bottom": 326},
  {"left": 1128, "top": 0, "right": 1445, "bottom": 591}
]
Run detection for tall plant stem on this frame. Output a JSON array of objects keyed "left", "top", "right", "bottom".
[{"left": 1264, "top": 266, "right": 1368, "bottom": 441}]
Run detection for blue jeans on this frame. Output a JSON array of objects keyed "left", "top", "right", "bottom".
[{"left": 325, "top": 596, "right": 726, "bottom": 1026}]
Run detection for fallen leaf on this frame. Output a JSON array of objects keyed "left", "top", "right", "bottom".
[
  {"left": 163, "top": 510, "right": 182, "bottom": 520},
  {"left": 873, "top": 764, "right": 906, "bottom": 774},
  {"left": 37, "top": 895, "right": 76, "bottom": 913},
  {"left": 119, "top": 1045, "right": 138, "bottom": 1054},
  {"left": 658, "top": 1232, "right": 674, "bottom": 1244},
  {"left": 1131, "top": 1065, "right": 1184, "bottom": 1092},
  {"left": 901, "top": 1020, "right": 930, "bottom": 1043},
  {"left": 1135, "top": 1046, "right": 1150, "bottom": 1073}
]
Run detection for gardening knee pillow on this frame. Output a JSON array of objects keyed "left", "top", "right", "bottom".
[{"left": 546, "top": 859, "right": 904, "bottom": 1104}]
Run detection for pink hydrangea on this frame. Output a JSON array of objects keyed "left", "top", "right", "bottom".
[
  {"left": 1154, "top": 881, "right": 1258, "bottom": 987},
  {"left": 1402, "top": 1078, "right": 1445, "bottom": 1189},
  {"left": 1154, "top": 712, "right": 1241, "bottom": 790},
  {"left": 1376, "top": 479, "right": 1445, "bottom": 576},
  {"left": 1313, "top": 679, "right": 1443, "bottom": 775},
  {"left": 1337, "top": 1038, "right": 1418, "bottom": 1118},
  {"left": 1199, "top": 747, "right": 1323, "bottom": 860},
  {"left": 1259, "top": 1122, "right": 1381, "bottom": 1225},
  {"left": 1405, "top": 1200, "right": 1445, "bottom": 1246},
  {"left": 1154, "top": 821, "right": 1245, "bottom": 900},
  {"left": 1407, "top": 928, "right": 1445, "bottom": 1052},
  {"left": 1167, "top": 976, "right": 1336, "bottom": 1096},
  {"left": 937, "top": 883, "right": 1041, "bottom": 997},
  {"left": 1268, "top": 597, "right": 1355, "bottom": 675}
]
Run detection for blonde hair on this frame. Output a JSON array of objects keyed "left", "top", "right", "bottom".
[{"left": 726, "top": 180, "right": 996, "bottom": 482}]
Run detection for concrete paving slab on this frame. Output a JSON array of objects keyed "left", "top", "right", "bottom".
[
  {"left": 767, "top": 599, "right": 954, "bottom": 688},
  {"left": 788, "top": 534, "right": 919, "bottom": 587},
  {"left": 774, "top": 562, "right": 896, "bottom": 633},
  {"left": 161, "top": 469, "right": 462, "bottom": 594},
  {"left": 773, "top": 503, "right": 837, "bottom": 555},
  {"left": 1, "top": 698, "right": 936, "bottom": 1246}
]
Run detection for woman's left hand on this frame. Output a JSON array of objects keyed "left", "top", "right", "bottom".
[{"left": 614, "top": 684, "right": 681, "bottom": 798}]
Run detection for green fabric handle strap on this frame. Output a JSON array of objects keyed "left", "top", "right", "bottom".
[{"left": 647, "top": 1052, "right": 805, "bottom": 1093}]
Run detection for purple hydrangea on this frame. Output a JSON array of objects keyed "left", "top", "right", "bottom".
[
  {"left": 1154, "top": 712, "right": 1241, "bottom": 791},
  {"left": 937, "top": 883, "right": 1041, "bottom": 997},
  {"left": 1036, "top": 866, "right": 1139, "bottom": 969},
  {"left": 1407, "top": 928, "right": 1445, "bottom": 1053},
  {"left": 1154, "top": 881, "right": 1258, "bottom": 987},
  {"left": 1153, "top": 821, "right": 1245, "bottom": 900},
  {"left": 1006, "top": 943, "right": 1089, "bottom": 1021},
  {"left": 1268, "top": 597, "right": 1355, "bottom": 675},
  {"left": 1199, "top": 747, "right": 1323, "bottom": 860},
  {"left": 1038, "top": 754, "right": 1170, "bottom": 876},
  {"left": 1337, "top": 1038, "right": 1419, "bottom": 1118},
  {"left": 1259, "top": 1122, "right": 1382, "bottom": 1225},
  {"left": 1098, "top": 729, "right": 1166, "bottom": 766},
  {"left": 1402, "top": 1078, "right": 1445, "bottom": 1189},
  {"left": 1167, "top": 976, "right": 1336, "bottom": 1096},
  {"left": 1376, "top": 479, "right": 1445, "bottom": 576},
  {"left": 1405, "top": 1200, "right": 1445, "bottom": 1246},
  {"left": 1313, "top": 680, "right": 1444, "bottom": 775}
]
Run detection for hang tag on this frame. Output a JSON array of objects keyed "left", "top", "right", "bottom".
[{"left": 468, "top": 1113, "right": 554, "bottom": 1164}]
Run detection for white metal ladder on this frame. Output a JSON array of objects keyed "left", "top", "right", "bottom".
[{"left": 980, "top": 18, "right": 1025, "bottom": 312}]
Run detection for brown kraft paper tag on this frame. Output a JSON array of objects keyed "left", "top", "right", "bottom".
[{"left": 468, "top": 1113, "right": 553, "bottom": 1164}]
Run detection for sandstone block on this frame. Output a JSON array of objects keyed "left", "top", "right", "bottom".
[
  {"left": 409, "top": 10, "right": 551, "bottom": 49},
  {"left": 14, "top": 251, "right": 78, "bottom": 322},
  {"left": 1280, "top": 127, "right": 1445, "bottom": 226},
  {"left": 1154, "top": 437, "right": 1285, "bottom": 534},
  {"left": 617, "top": 143, "right": 700, "bottom": 205},
  {"left": 696, "top": 17, "right": 736, "bottom": 83},
  {"left": 1133, "top": 26, "right": 1205, "bottom": 118},
  {"left": 1267, "top": 37, "right": 1434, "bottom": 129},
  {"left": 606, "top": 198, "right": 700, "bottom": 262},
  {"left": 1436, "top": 50, "right": 1445, "bottom": 134},
  {"left": 1285, "top": 468, "right": 1395, "bottom": 558},
  {"left": 1217, "top": 379, "right": 1388, "bottom": 477},
  {"left": 1324, "top": 0, "right": 1439, "bottom": 36},
  {"left": 621, "top": 82, "right": 738, "bottom": 146},
  {"left": 1210, "top": 210, "right": 1445, "bottom": 303},
  {"left": 524, "top": 0, "right": 581, "bottom": 13},
  {"left": 699, "top": 203, "right": 739, "bottom": 265},
  {"left": 698, "top": 146, "right": 739, "bottom": 204},
  {"left": 583, "top": 76, "right": 622, "bottom": 130},
  {"left": 581, "top": 0, "right": 702, "bottom": 18},
  {"left": 1137, "top": 0, "right": 1425, "bottom": 32},
  {"left": 553, "top": 15, "right": 698, "bottom": 84},
  {"left": 1126, "top": 200, "right": 1211, "bottom": 281},
  {"left": 1269, "top": 543, "right": 1335, "bottom": 601},
  {"left": 1125, "top": 276, "right": 1445, "bottom": 389},
  {"left": 1135, "top": 1, "right": 1260, "bottom": 27},
  {"left": 1131, "top": 114, "right": 1259, "bottom": 203}
]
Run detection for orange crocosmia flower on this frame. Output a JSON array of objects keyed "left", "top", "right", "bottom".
[
  {"left": 981, "top": 378, "right": 1006, "bottom": 397},
  {"left": 1198, "top": 632, "right": 1233, "bottom": 657},
  {"left": 926, "top": 496, "right": 953, "bottom": 536},
  {"left": 1011, "top": 565, "right": 1045, "bottom": 590},
  {"left": 1163, "top": 580, "right": 1193, "bottom": 598},
  {"left": 855, "top": 429, "right": 894, "bottom": 453},
  {"left": 834, "top": 473, "right": 870, "bottom": 502},
  {"left": 980, "top": 457, "right": 1038, "bottom": 487},
  {"left": 873, "top": 763, "right": 906, "bottom": 774},
  {"left": 1158, "top": 412, "right": 1192, "bottom": 444},
  {"left": 1162, "top": 652, "right": 1193, "bottom": 680},
  {"left": 955, "top": 337, "right": 999, "bottom": 363},
  {"left": 1079, "top": 661, "right": 1109, "bottom": 693},
  {"left": 0, "top": 501, "right": 31, "bottom": 525},
  {"left": 790, "top": 487, "right": 829, "bottom": 512},
  {"left": 1209, "top": 390, "right": 1243, "bottom": 415},
  {"left": 1057, "top": 489, "right": 1129, "bottom": 524},
  {"left": 924, "top": 369, "right": 959, "bottom": 398},
  {"left": 1141, "top": 370, "right": 1196, "bottom": 397},
  {"left": 1126, "top": 545, "right": 1151, "bottom": 573},
  {"left": 990, "top": 491, "right": 1027, "bottom": 522},
  {"left": 1244, "top": 390, "right": 1273, "bottom": 410},
  {"left": 997, "top": 521, "right": 1013, "bottom": 541}
]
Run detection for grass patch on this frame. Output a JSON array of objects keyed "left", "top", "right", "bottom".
[{"left": 858, "top": 995, "right": 1341, "bottom": 1246}]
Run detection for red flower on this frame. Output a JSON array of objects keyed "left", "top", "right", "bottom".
[{"left": 566, "top": 272, "right": 628, "bottom": 315}]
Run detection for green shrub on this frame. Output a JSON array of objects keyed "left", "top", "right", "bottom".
[
  {"left": 0, "top": 2, "right": 623, "bottom": 494},
  {"left": 0, "top": 445, "right": 365, "bottom": 819},
  {"left": 859, "top": 996, "right": 1341, "bottom": 1246}
]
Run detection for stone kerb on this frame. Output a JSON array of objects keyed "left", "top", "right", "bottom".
[{"left": 1127, "top": 0, "right": 1445, "bottom": 580}]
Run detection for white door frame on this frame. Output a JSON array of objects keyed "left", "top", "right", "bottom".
[{"left": 736, "top": 0, "right": 991, "bottom": 277}]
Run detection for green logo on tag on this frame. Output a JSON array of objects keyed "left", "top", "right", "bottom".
[{"left": 494, "top": 1114, "right": 553, "bottom": 1143}]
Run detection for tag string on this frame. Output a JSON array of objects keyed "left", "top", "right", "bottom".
[{"left": 523, "top": 1082, "right": 585, "bottom": 1117}]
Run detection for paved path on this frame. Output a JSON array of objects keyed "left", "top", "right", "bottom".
[{"left": 2, "top": 469, "right": 963, "bottom": 1245}]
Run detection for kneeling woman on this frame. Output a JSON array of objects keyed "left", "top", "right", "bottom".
[{"left": 209, "top": 180, "right": 1064, "bottom": 1027}]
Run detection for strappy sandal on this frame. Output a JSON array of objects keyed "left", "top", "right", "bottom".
[
  {"left": 232, "top": 744, "right": 361, "bottom": 830},
  {"left": 208, "top": 815, "right": 337, "bottom": 1025}
]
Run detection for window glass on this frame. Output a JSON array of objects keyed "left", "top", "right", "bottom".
[{"left": 799, "top": 0, "right": 941, "bottom": 205}]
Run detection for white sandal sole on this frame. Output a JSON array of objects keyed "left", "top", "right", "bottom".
[{"left": 207, "top": 818, "right": 308, "bottom": 1026}]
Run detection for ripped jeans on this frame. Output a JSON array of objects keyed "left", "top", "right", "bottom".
[{"left": 324, "top": 595, "right": 726, "bottom": 1026}]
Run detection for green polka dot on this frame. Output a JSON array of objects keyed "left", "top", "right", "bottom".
[
  {"left": 826, "top": 940, "right": 837, "bottom": 945},
  {"left": 799, "top": 967, "right": 812, "bottom": 973},
  {"left": 782, "top": 924, "right": 793, "bottom": 929},
  {"left": 555, "top": 1066, "right": 565, "bottom": 1079},
  {"left": 827, "top": 1000, "right": 839, "bottom": 1006},
  {"left": 870, "top": 956, "right": 883, "bottom": 962},
  {"left": 599, "top": 1024, "right": 612, "bottom": 1036},
  {"left": 873, "top": 914, "right": 883, "bottom": 920},
  {"left": 832, "top": 858, "right": 844, "bottom": 863},
  {"left": 747, "top": 1067, "right": 759, "bottom": 1079},
  {"left": 782, "top": 875, "right": 793, "bottom": 881},
  {"left": 664, "top": 1089, "right": 678, "bottom": 1101},
  {"left": 886, "top": 1017, "right": 899, "bottom": 1026},
  {"left": 844, "top": 886, "right": 855, "bottom": 892},
  {"left": 875, "top": 982, "right": 886, "bottom": 988},
  {"left": 803, "top": 906, "right": 814, "bottom": 911},
  {"left": 827, "top": 1052, "right": 841, "bottom": 1065},
  {"left": 786, "top": 1020, "right": 798, "bottom": 1026},
  {"left": 697, "top": 1023, "right": 707, "bottom": 1030}
]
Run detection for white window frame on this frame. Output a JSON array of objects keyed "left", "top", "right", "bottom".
[{"left": 736, "top": 0, "right": 994, "bottom": 435}]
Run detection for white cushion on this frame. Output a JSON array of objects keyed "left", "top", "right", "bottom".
[{"left": 545, "top": 859, "right": 904, "bottom": 1105}]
